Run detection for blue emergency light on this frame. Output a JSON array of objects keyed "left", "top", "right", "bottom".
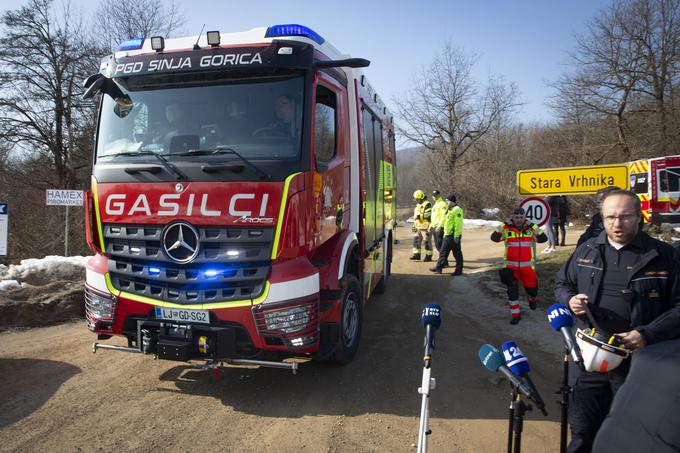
[
  {"left": 117, "top": 38, "right": 145, "bottom": 51},
  {"left": 148, "top": 266, "right": 161, "bottom": 276},
  {"left": 265, "top": 24, "right": 324, "bottom": 44}
]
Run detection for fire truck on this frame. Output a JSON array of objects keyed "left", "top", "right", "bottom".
[
  {"left": 629, "top": 155, "right": 680, "bottom": 223},
  {"left": 82, "top": 25, "right": 396, "bottom": 372}
]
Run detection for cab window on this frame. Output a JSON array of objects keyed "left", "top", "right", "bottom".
[{"left": 314, "top": 85, "right": 336, "bottom": 169}]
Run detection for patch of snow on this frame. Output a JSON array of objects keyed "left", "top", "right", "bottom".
[
  {"left": 481, "top": 208, "right": 500, "bottom": 218},
  {"left": 464, "top": 219, "right": 501, "bottom": 228},
  {"left": 0, "top": 280, "right": 21, "bottom": 291},
  {"left": 0, "top": 255, "right": 91, "bottom": 285}
]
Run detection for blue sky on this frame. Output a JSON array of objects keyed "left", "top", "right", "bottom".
[{"left": 4, "top": 0, "right": 612, "bottom": 125}]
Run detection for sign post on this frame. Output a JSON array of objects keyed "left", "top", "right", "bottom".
[
  {"left": 0, "top": 203, "right": 8, "bottom": 257},
  {"left": 520, "top": 197, "right": 550, "bottom": 227},
  {"left": 46, "top": 190, "right": 84, "bottom": 256},
  {"left": 517, "top": 164, "right": 629, "bottom": 196}
]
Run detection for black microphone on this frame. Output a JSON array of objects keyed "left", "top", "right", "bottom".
[
  {"left": 502, "top": 341, "right": 548, "bottom": 416},
  {"left": 547, "top": 304, "right": 584, "bottom": 367},
  {"left": 478, "top": 344, "right": 537, "bottom": 403},
  {"left": 421, "top": 304, "right": 441, "bottom": 367}
]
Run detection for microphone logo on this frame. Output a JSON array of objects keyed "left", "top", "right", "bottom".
[
  {"left": 502, "top": 343, "right": 528, "bottom": 368},
  {"left": 422, "top": 306, "right": 440, "bottom": 318},
  {"left": 547, "top": 305, "right": 570, "bottom": 322}
]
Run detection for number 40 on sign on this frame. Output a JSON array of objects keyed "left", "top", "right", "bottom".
[{"left": 519, "top": 197, "right": 551, "bottom": 227}]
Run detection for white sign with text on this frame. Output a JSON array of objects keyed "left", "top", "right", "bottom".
[{"left": 46, "top": 189, "right": 84, "bottom": 206}]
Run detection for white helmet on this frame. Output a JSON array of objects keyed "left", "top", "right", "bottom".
[{"left": 576, "top": 328, "right": 630, "bottom": 372}]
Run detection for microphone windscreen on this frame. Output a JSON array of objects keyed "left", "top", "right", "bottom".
[
  {"left": 421, "top": 304, "right": 442, "bottom": 329},
  {"left": 502, "top": 340, "right": 530, "bottom": 376},
  {"left": 478, "top": 344, "right": 504, "bottom": 372},
  {"left": 547, "top": 303, "right": 574, "bottom": 330}
]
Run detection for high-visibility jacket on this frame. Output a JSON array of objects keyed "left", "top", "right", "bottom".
[
  {"left": 430, "top": 197, "right": 447, "bottom": 229},
  {"left": 413, "top": 200, "right": 432, "bottom": 230},
  {"left": 443, "top": 205, "right": 464, "bottom": 238},
  {"left": 490, "top": 222, "right": 547, "bottom": 269}
]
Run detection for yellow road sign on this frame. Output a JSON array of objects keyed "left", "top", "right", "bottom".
[{"left": 517, "top": 164, "right": 629, "bottom": 196}]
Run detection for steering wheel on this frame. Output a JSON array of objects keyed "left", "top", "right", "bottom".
[{"left": 251, "top": 126, "right": 289, "bottom": 138}]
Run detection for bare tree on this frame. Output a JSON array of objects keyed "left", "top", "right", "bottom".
[
  {"left": 94, "top": 0, "right": 185, "bottom": 51},
  {"left": 394, "top": 43, "right": 520, "bottom": 193},
  {"left": 552, "top": 0, "right": 680, "bottom": 159},
  {"left": 0, "top": 0, "right": 98, "bottom": 188},
  {"left": 626, "top": 0, "right": 680, "bottom": 151}
]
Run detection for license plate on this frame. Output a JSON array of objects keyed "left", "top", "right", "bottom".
[{"left": 154, "top": 307, "right": 210, "bottom": 324}]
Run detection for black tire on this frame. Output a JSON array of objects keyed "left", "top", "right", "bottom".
[
  {"left": 374, "top": 235, "right": 392, "bottom": 294},
  {"left": 331, "top": 274, "right": 363, "bottom": 364}
]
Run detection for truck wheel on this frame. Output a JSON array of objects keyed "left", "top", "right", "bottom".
[{"left": 331, "top": 274, "right": 363, "bottom": 364}]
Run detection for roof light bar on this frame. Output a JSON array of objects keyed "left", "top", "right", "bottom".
[
  {"left": 117, "top": 38, "right": 144, "bottom": 51},
  {"left": 150, "top": 36, "right": 165, "bottom": 52},
  {"left": 265, "top": 24, "right": 325, "bottom": 44}
]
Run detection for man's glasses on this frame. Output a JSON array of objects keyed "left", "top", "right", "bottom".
[{"left": 603, "top": 214, "right": 639, "bottom": 224}]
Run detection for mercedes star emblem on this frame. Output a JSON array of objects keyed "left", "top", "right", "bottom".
[
  {"left": 175, "top": 183, "right": 185, "bottom": 193},
  {"left": 162, "top": 222, "right": 200, "bottom": 263}
]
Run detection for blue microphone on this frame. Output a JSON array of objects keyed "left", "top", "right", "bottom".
[
  {"left": 478, "top": 344, "right": 534, "bottom": 400},
  {"left": 547, "top": 304, "right": 583, "bottom": 366},
  {"left": 421, "top": 304, "right": 442, "bottom": 329},
  {"left": 421, "top": 304, "right": 441, "bottom": 366},
  {"left": 502, "top": 341, "right": 548, "bottom": 416},
  {"left": 502, "top": 341, "right": 530, "bottom": 376}
]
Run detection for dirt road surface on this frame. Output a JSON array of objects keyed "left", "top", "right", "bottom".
[{"left": 0, "top": 225, "right": 578, "bottom": 452}]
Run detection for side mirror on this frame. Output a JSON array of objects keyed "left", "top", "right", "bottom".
[
  {"left": 82, "top": 77, "right": 104, "bottom": 99},
  {"left": 315, "top": 58, "right": 370, "bottom": 69},
  {"left": 113, "top": 95, "right": 134, "bottom": 118}
]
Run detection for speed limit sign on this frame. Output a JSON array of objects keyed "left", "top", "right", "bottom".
[{"left": 520, "top": 197, "right": 551, "bottom": 227}]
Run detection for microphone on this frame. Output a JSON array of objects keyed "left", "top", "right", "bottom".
[
  {"left": 502, "top": 341, "right": 548, "bottom": 416},
  {"left": 421, "top": 304, "right": 441, "bottom": 367},
  {"left": 478, "top": 344, "right": 536, "bottom": 403},
  {"left": 547, "top": 304, "right": 584, "bottom": 367}
]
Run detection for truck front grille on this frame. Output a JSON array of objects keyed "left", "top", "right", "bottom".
[{"left": 104, "top": 224, "right": 273, "bottom": 305}]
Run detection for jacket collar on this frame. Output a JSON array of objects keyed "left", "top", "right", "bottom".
[{"left": 595, "top": 229, "right": 645, "bottom": 250}]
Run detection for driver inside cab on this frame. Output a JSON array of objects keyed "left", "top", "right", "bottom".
[{"left": 269, "top": 95, "right": 295, "bottom": 136}]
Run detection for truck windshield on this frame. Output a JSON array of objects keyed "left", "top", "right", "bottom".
[{"left": 96, "top": 72, "right": 304, "bottom": 163}]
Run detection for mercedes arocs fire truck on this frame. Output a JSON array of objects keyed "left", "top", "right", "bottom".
[
  {"left": 82, "top": 25, "right": 396, "bottom": 371},
  {"left": 629, "top": 155, "right": 680, "bottom": 223}
]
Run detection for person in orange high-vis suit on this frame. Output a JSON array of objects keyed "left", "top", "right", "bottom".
[{"left": 490, "top": 207, "right": 548, "bottom": 324}]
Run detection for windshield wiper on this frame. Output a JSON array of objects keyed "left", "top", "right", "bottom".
[
  {"left": 175, "top": 147, "right": 272, "bottom": 180},
  {"left": 98, "top": 151, "right": 187, "bottom": 181}
]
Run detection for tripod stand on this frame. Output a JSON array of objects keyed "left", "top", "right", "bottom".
[
  {"left": 557, "top": 351, "right": 570, "bottom": 453},
  {"left": 417, "top": 358, "right": 435, "bottom": 453},
  {"left": 506, "top": 389, "right": 532, "bottom": 453}
]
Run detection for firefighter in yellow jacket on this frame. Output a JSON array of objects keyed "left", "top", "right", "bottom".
[
  {"left": 430, "top": 194, "right": 464, "bottom": 275},
  {"left": 430, "top": 190, "right": 449, "bottom": 267},
  {"left": 411, "top": 189, "right": 433, "bottom": 261}
]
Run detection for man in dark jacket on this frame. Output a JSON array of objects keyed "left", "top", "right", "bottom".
[{"left": 555, "top": 189, "right": 680, "bottom": 453}]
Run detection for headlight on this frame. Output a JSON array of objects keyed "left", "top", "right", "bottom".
[
  {"left": 85, "top": 287, "right": 116, "bottom": 321},
  {"left": 263, "top": 305, "right": 310, "bottom": 333}
]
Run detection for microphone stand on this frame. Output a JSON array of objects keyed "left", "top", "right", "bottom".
[
  {"left": 417, "top": 356, "right": 435, "bottom": 453},
  {"left": 557, "top": 350, "right": 570, "bottom": 453},
  {"left": 506, "top": 389, "right": 517, "bottom": 453},
  {"left": 506, "top": 391, "right": 531, "bottom": 453}
]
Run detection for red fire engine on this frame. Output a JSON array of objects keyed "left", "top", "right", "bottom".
[
  {"left": 82, "top": 25, "right": 396, "bottom": 371},
  {"left": 629, "top": 155, "right": 680, "bottom": 223}
]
